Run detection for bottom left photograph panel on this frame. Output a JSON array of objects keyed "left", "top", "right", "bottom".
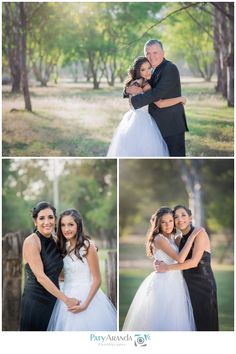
[{"left": 2, "top": 158, "right": 117, "bottom": 331}]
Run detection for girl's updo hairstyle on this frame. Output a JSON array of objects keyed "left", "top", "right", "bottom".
[{"left": 31, "top": 201, "right": 57, "bottom": 219}]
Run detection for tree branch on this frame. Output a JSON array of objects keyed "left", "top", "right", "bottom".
[
  {"left": 123, "top": 2, "right": 200, "bottom": 48},
  {"left": 185, "top": 9, "right": 214, "bottom": 40}
]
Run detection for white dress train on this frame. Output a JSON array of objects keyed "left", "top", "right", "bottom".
[
  {"left": 47, "top": 249, "right": 117, "bottom": 331},
  {"left": 122, "top": 234, "right": 195, "bottom": 331},
  {"left": 107, "top": 106, "right": 169, "bottom": 157}
]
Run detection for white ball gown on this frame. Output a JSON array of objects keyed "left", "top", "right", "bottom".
[
  {"left": 107, "top": 106, "right": 169, "bottom": 157},
  {"left": 47, "top": 249, "right": 117, "bottom": 331},
  {"left": 122, "top": 234, "right": 195, "bottom": 331}
]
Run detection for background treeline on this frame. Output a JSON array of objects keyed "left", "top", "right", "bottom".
[
  {"left": 2, "top": 159, "right": 117, "bottom": 248},
  {"left": 2, "top": 2, "right": 234, "bottom": 111},
  {"left": 2, "top": 159, "right": 117, "bottom": 330},
  {"left": 119, "top": 159, "right": 233, "bottom": 264}
]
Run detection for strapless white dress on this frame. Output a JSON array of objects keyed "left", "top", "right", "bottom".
[
  {"left": 122, "top": 235, "right": 195, "bottom": 331},
  {"left": 47, "top": 251, "right": 117, "bottom": 331},
  {"left": 107, "top": 106, "right": 169, "bottom": 157}
]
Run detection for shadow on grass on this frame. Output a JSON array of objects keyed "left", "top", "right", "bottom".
[
  {"left": 2, "top": 81, "right": 234, "bottom": 157},
  {"left": 3, "top": 136, "right": 109, "bottom": 157},
  {"left": 49, "top": 136, "right": 108, "bottom": 156},
  {"left": 2, "top": 84, "right": 122, "bottom": 100}
]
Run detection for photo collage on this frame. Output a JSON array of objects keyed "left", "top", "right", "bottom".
[{"left": 1, "top": 1, "right": 234, "bottom": 352}]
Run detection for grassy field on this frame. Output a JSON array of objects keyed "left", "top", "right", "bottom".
[
  {"left": 2, "top": 79, "right": 234, "bottom": 157},
  {"left": 119, "top": 236, "right": 234, "bottom": 331},
  {"left": 119, "top": 267, "right": 234, "bottom": 331}
]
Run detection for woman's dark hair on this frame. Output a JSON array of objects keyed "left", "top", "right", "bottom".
[
  {"left": 173, "top": 205, "right": 192, "bottom": 217},
  {"left": 125, "top": 56, "right": 150, "bottom": 89},
  {"left": 146, "top": 206, "right": 174, "bottom": 257},
  {"left": 31, "top": 201, "right": 57, "bottom": 232},
  {"left": 57, "top": 209, "right": 90, "bottom": 261}
]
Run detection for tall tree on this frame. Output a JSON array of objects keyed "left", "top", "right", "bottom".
[
  {"left": 178, "top": 160, "right": 204, "bottom": 226},
  {"left": 210, "top": 2, "right": 234, "bottom": 105},
  {"left": 19, "top": 2, "right": 32, "bottom": 111},
  {"left": 3, "top": 3, "right": 21, "bottom": 93}
]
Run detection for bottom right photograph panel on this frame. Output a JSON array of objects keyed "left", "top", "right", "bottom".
[{"left": 119, "top": 158, "right": 234, "bottom": 331}]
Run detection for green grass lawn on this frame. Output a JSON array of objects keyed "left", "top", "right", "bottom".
[
  {"left": 119, "top": 267, "right": 234, "bottom": 331},
  {"left": 2, "top": 79, "right": 234, "bottom": 157}
]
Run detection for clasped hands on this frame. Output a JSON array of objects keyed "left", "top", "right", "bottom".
[{"left": 65, "top": 297, "right": 87, "bottom": 313}]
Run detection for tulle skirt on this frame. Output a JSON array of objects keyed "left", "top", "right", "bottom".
[
  {"left": 107, "top": 108, "right": 169, "bottom": 157},
  {"left": 122, "top": 271, "right": 195, "bottom": 331},
  {"left": 47, "top": 281, "right": 117, "bottom": 331}
]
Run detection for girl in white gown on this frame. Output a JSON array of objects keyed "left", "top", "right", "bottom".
[
  {"left": 47, "top": 209, "right": 117, "bottom": 331},
  {"left": 107, "top": 57, "right": 186, "bottom": 157},
  {"left": 122, "top": 206, "right": 199, "bottom": 331}
]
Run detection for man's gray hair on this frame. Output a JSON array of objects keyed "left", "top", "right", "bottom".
[{"left": 144, "top": 39, "right": 163, "bottom": 52}]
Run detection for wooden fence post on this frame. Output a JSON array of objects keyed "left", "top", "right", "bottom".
[
  {"left": 2, "top": 232, "right": 23, "bottom": 331},
  {"left": 105, "top": 250, "right": 117, "bottom": 308}
]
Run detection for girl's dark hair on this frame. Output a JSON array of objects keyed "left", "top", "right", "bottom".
[
  {"left": 125, "top": 56, "right": 150, "bottom": 89},
  {"left": 31, "top": 201, "right": 57, "bottom": 232},
  {"left": 173, "top": 205, "right": 192, "bottom": 217},
  {"left": 57, "top": 209, "right": 90, "bottom": 261},
  {"left": 146, "top": 206, "right": 174, "bottom": 257}
]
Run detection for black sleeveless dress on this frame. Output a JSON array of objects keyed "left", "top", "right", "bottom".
[
  {"left": 179, "top": 226, "right": 219, "bottom": 331},
  {"left": 20, "top": 231, "right": 63, "bottom": 331}
]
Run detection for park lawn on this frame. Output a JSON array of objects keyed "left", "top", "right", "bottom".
[
  {"left": 2, "top": 83, "right": 124, "bottom": 157},
  {"left": 119, "top": 266, "right": 234, "bottom": 331},
  {"left": 182, "top": 83, "right": 234, "bottom": 156},
  {"left": 2, "top": 80, "right": 234, "bottom": 157}
]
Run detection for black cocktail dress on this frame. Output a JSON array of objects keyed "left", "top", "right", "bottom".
[
  {"left": 179, "top": 226, "right": 219, "bottom": 331},
  {"left": 20, "top": 231, "right": 63, "bottom": 331}
]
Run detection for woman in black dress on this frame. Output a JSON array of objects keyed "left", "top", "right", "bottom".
[
  {"left": 20, "top": 201, "right": 79, "bottom": 331},
  {"left": 156, "top": 205, "right": 219, "bottom": 331}
]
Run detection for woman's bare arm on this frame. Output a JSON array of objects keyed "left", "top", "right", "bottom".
[
  {"left": 157, "top": 229, "right": 210, "bottom": 272},
  {"left": 154, "top": 227, "right": 203, "bottom": 264},
  {"left": 68, "top": 243, "right": 101, "bottom": 313},
  {"left": 23, "top": 234, "right": 78, "bottom": 307}
]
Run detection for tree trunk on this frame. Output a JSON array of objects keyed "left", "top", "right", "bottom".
[
  {"left": 32, "top": 59, "right": 54, "bottom": 87},
  {"left": 219, "top": 3, "right": 228, "bottom": 99},
  {"left": 19, "top": 3, "right": 32, "bottom": 111},
  {"left": 105, "top": 251, "right": 117, "bottom": 308},
  {"left": 11, "top": 69, "right": 21, "bottom": 93},
  {"left": 213, "top": 2, "right": 234, "bottom": 106},
  {"left": 227, "top": 2, "right": 234, "bottom": 107},
  {"left": 4, "top": 3, "right": 21, "bottom": 93},
  {"left": 178, "top": 160, "right": 204, "bottom": 227},
  {"left": 2, "top": 232, "right": 23, "bottom": 331}
]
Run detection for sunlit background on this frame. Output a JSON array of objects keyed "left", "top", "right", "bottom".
[
  {"left": 119, "top": 159, "right": 234, "bottom": 331},
  {"left": 2, "top": 2, "right": 234, "bottom": 157}
]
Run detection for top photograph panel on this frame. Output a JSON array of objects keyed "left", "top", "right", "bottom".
[{"left": 2, "top": 2, "right": 234, "bottom": 157}]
